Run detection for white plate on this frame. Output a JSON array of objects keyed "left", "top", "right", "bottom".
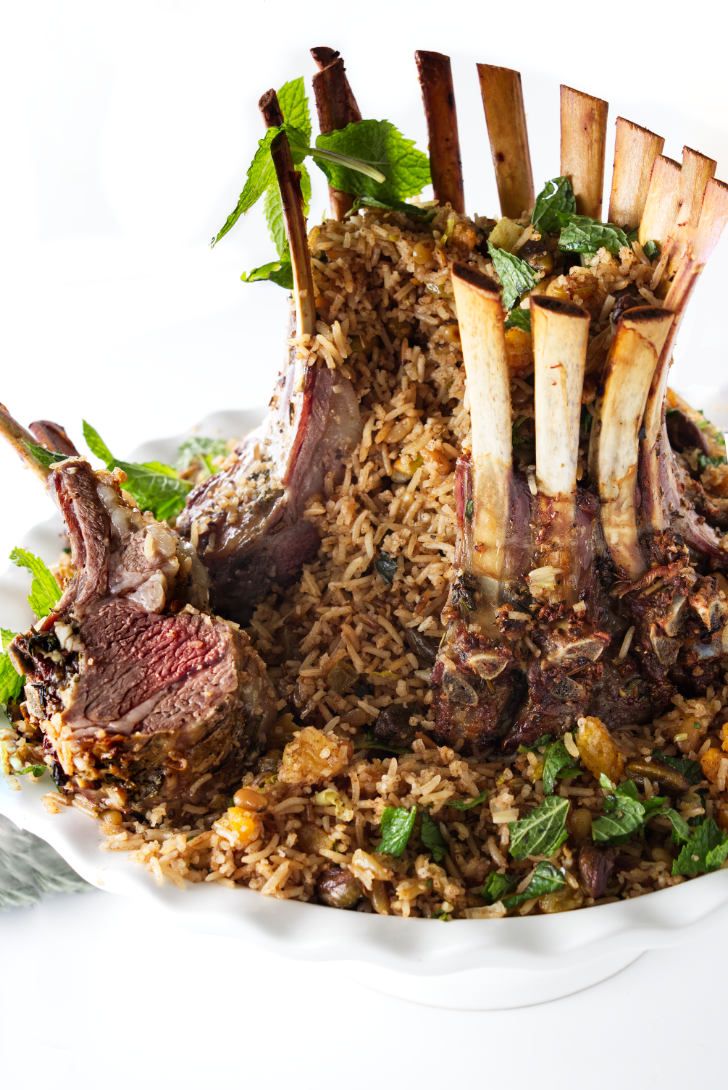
[{"left": 2, "top": 408, "right": 728, "bottom": 1010}]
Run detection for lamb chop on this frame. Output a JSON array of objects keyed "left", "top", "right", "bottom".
[
  {"left": 0, "top": 405, "right": 276, "bottom": 817},
  {"left": 177, "top": 75, "right": 362, "bottom": 624}
]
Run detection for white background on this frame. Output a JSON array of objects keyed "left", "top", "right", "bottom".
[{"left": 1, "top": 1, "right": 727, "bottom": 1084}]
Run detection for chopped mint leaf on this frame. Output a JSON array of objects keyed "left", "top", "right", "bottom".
[
  {"left": 672, "top": 817, "right": 728, "bottom": 877},
  {"left": 10, "top": 548, "right": 62, "bottom": 619},
  {"left": 482, "top": 871, "right": 516, "bottom": 904},
  {"left": 15, "top": 764, "right": 46, "bottom": 778},
  {"left": 542, "top": 739, "right": 579, "bottom": 795},
  {"left": 449, "top": 790, "right": 488, "bottom": 811},
  {"left": 464, "top": 499, "right": 474, "bottom": 520},
  {"left": 276, "top": 76, "right": 311, "bottom": 144},
  {"left": 531, "top": 176, "right": 576, "bottom": 233},
  {"left": 315, "top": 119, "right": 431, "bottom": 203},
  {"left": 642, "top": 239, "right": 661, "bottom": 261},
  {"left": 487, "top": 243, "right": 538, "bottom": 310},
  {"left": 377, "top": 805, "right": 417, "bottom": 857},
  {"left": 509, "top": 796, "right": 569, "bottom": 860},
  {"left": 502, "top": 861, "right": 566, "bottom": 909},
  {"left": 664, "top": 808, "right": 692, "bottom": 845},
  {"left": 558, "top": 216, "right": 631, "bottom": 256},
  {"left": 505, "top": 308, "right": 532, "bottom": 333},
  {"left": 82, "top": 420, "right": 114, "bottom": 465},
  {"left": 420, "top": 811, "right": 446, "bottom": 862}
]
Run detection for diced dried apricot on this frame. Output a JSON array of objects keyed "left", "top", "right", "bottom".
[
  {"left": 278, "top": 727, "right": 352, "bottom": 786},
  {"left": 700, "top": 747, "right": 724, "bottom": 785},
  {"left": 505, "top": 327, "right": 533, "bottom": 375},
  {"left": 575, "top": 716, "right": 625, "bottom": 783},
  {"left": 538, "top": 888, "right": 584, "bottom": 914},
  {"left": 721, "top": 723, "right": 728, "bottom": 753}
]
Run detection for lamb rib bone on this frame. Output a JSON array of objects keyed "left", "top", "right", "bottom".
[
  {"left": 608, "top": 118, "right": 664, "bottom": 229},
  {"left": 415, "top": 50, "right": 465, "bottom": 213},
  {"left": 430, "top": 266, "right": 526, "bottom": 748},
  {"left": 311, "top": 46, "right": 362, "bottom": 220},
  {"left": 0, "top": 406, "right": 276, "bottom": 816},
  {"left": 476, "top": 63, "right": 534, "bottom": 219},
  {"left": 177, "top": 89, "right": 361, "bottom": 624},
  {"left": 596, "top": 306, "right": 674, "bottom": 580},
  {"left": 560, "top": 85, "right": 608, "bottom": 219}
]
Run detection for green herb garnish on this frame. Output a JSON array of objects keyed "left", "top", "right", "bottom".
[
  {"left": 502, "top": 861, "right": 566, "bottom": 909},
  {"left": 531, "top": 177, "right": 576, "bottom": 233},
  {"left": 464, "top": 499, "right": 474, "bottom": 521},
  {"left": 377, "top": 805, "right": 417, "bottom": 857},
  {"left": 0, "top": 628, "right": 23, "bottom": 706},
  {"left": 558, "top": 216, "right": 631, "bottom": 256},
  {"left": 482, "top": 871, "right": 516, "bottom": 904},
  {"left": 672, "top": 817, "right": 728, "bottom": 877},
  {"left": 177, "top": 436, "right": 229, "bottom": 477},
  {"left": 213, "top": 76, "right": 430, "bottom": 286},
  {"left": 591, "top": 774, "right": 669, "bottom": 844},
  {"left": 487, "top": 243, "right": 538, "bottom": 310},
  {"left": 24, "top": 442, "right": 67, "bottom": 470},
  {"left": 420, "top": 811, "right": 446, "bottom": 862},
  {"left": 15, "top": 764, "right": 46, "bottom": 778},
  {"left": 542, "top": 739, "right": 579, "bottom": 795},
  {"left": 83, "top": 421, "right": 191, "bottom": 522},
  {"left": 504, "top": 308, "right": 532, "bottom": 333},
  {"left": 352, "top": 195, "right": 435, "bottom": 221},
  {"left": 642, "top": 239, "right": 661, "bottom": 261},
  {"left": 509, "top": 796, "right": 569, "bottom": 860},
  {"left": 9, "top": 548, "right": 62, "bottom": 619}
]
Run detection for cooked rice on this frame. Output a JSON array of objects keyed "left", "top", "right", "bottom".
[{"left": 4, "top": 204, "right": 728, "bottom": 917}]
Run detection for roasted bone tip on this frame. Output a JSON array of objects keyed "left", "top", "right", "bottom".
[
  {"left": 450, "top": 262, "right": 500, "bottom": 299},
  {"left": 310, "top": 46, "right": 340, "bottom": 68}
]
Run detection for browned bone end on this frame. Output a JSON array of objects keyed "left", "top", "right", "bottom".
[
  {"left": 560, "top": 85, "right": 608, "bottom": 219},
  {"left": 311, "top": 47, "right": 362, "bottom": 220},
  {"left": 450, "top": 262, "right": 500, "bottom": 297},
  {"left": 310, "top": 46, "right": 340, "bottom": 69},
  {"left": 530, "top": 295, "right": 588, "bottom": 320},
  {"left": 29, "top": 420, "right": 79, "bottom": 457},
  {"left": 259, "top": 89, "right": 316, "bottom": 336},
  {"left": 415, "top": 50, "right": 464, "bottom": 213},
  {"left": 639, "top": 154, "right": 682, "bottom": 246},
  {"left": 477, "top": 63, "right": 534, "bottom": 218},
  {"left": 608, "top": 117, "right": 664, "bottom": 229}
]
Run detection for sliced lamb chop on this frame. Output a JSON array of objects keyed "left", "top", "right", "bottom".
[
  {"left": 177, "top": 89, "right": 361, "bottom": 624},
  {"left": 1, "top": 407, "right": 276, "bottom": 817}
]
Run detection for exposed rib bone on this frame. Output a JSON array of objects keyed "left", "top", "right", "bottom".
[
  {"left": 608, "top": 118, "right": 664, "bottom": 229},
  {"left": 0, "top": 403, "right": 51, "bottom": 483},
  {"left": 597, "top": 308, "right": 674, "bottom": 579},
  {"left": 664, "top": 147, "right": 717, "bottom": 280},
  {"left": 451, "top": 264, "right": 511, "bottom": 596},
  {"left": 639, "top": 155, "right": 682, "bottom": 245},
  {"left": 476, "top": 64, "right": 533, "bottom": 218},
  {"left": 415, "top": 51, "right": 464, "bottom": 213},
  {"left": 640, "top": 177, "right": 728, "bottom": 543},
  {"left": 560, "top": 86, "right": 608, "bottom": 219},
  {"left": 532, "top": 297, "right": 590, "bottom": 601},
  {"left": 311, "top": 46, "right": 362, "bottom": 220},
  {"left": 29, "top": 420, "right": 79, "bottom": 457},
  {"left": 259, "top": 90, "right": 316, "bottom": 336}
]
